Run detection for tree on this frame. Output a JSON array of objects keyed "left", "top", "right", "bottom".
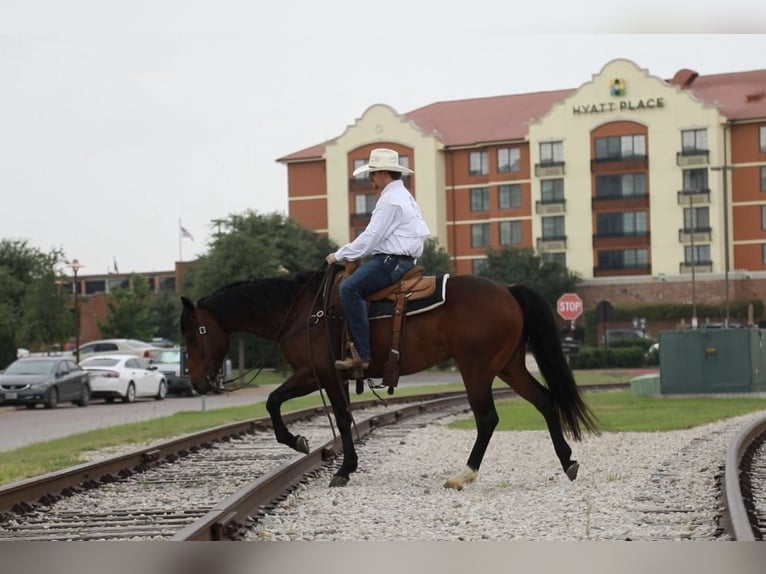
[
  {"left": 418, "top": 237, "right": 452, "bottom": 276},
  {"left": 0, "top": 239, "right": 68, "bottom": 367},
  {"left": 185, "top": 211, "right": 337, "bottom": 299},
  {"left": 149, "top": 287, "right": 182, "bottom": 344},
  {"left": 98, "top": 273, "right": 155, "bottom": 340},
  {"left": 479, "top": 247, "right": 580, "bottom": 306}
]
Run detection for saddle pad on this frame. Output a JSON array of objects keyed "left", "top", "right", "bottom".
[{"left": 369, "top": 274, "right": 449, "bottom": 320}]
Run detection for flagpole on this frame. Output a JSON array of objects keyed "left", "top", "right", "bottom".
[{"left": 178, "top": 218, "right": 183, "bottom": 263}]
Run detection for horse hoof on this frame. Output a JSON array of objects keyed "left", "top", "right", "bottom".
[
  {"left": 295, "top": 436, "right": 310, "bottom": 454},
  {"left": 329, "top": 475, "right": 349, "bottom": 487},
  {"left": 443, "top": 479, "right": 464, "bottom": 491},
  {"left": 565, "top": 461, "right": 579, "bottom": 481}
]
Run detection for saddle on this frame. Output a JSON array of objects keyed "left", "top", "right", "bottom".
[{"left": 338, "top": 261, "right": 437, "bottom": 394}]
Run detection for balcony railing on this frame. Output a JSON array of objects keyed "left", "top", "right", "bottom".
[
  {"left": 678, "top": 227, "right": 712, "bottom": 243},
  {"left": 676, "top": 149, "right": 710, "bottom": 167},
  {"left": 593, "top": 230, "right": 650, "bottom": 240},
  {"left": 593, "top": 264, "right": 651, "bottom": 277},
  {"left": 534, "top": 161, "right": 565, "bottom": 177},
  {"left": 536, "top": 236, "right": 567, "bottom": 252},
  {"left": 677, "top": 189, "right": 711, "bottom": 205},
  {"left": 590, "top": 155, "right": 648, "bottom": 173},
  {"left": 535, "top": 199, "right": 566, "bottom": 214},
  {"left": 679, "top": 261, "right": 713, "bottom": 274}
]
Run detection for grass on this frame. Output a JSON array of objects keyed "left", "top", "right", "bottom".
[{"left": 2, "top": 368, "right": 764, "bottom": 486}]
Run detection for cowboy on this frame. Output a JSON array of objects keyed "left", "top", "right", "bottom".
[{"left": 326, "top": 148, "right": 431, "bottom": 370}]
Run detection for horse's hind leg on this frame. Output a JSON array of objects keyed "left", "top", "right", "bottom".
[
  {"left": 444, "top": 367, "right": 498, "bottom": 490},
  {"left": 499, "top": 354, "right": 579, "bottom": 480}
]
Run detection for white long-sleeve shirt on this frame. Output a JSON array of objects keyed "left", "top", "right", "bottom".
[{"left": 334, "top": 179, "right": 430, "bottom": 262}]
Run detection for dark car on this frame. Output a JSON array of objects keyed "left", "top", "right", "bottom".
[
  {"left": 151, "top": 348, "right": 195, "bottom": 396},
  {"left": 0, "top": 357, "right": 90, "bottom": 409}
]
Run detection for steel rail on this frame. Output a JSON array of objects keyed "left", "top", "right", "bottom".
[{"left": 722, "top": 413, "right": 766, "bottom": 541}]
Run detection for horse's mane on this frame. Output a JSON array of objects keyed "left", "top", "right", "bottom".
[{"left": 196, "top": 270, "right": 322, "bottom": 317}]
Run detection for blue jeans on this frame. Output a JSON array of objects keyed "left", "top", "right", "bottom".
[{"left": 338, "top": 254, "right": 416, "bottom": 361}]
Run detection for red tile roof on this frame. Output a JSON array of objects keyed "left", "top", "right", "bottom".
[{"left": 278, "top": 68, "right": 766, "bottom": 163}]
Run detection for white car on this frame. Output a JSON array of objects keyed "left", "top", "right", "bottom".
[
  {"left": 80, "top": 354, "right": 167, "bottom": 403},
  {"left": 73, "top": 339, "right": 164, "bottom": 361}
]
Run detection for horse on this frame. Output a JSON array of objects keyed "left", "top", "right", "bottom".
[{"left": 179, "top": 266, "right": 599, "bottom": 489}]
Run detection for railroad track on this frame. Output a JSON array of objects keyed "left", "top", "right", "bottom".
[
  {"left": 0, "top": 388, "right": 509, "bottom": 541},
  {"left": 722, "top": 413, "right": 766, "bottom": 540}
]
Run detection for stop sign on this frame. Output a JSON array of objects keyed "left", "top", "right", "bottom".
[{"left": 557, "top": 293, "right": 583, "bottom": 321}]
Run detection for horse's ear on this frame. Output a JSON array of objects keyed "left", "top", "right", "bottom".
[{"left": 180, "top": 296, "right": 196, "bottom": 315}]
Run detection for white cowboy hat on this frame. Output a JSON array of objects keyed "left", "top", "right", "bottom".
[{"left": 352, "top": 148, "right": 414, "bottom": 177}]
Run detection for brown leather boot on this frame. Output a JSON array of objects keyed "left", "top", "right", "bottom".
[{"left": 334, "top": 357, "right": 370, "bottom": 370}]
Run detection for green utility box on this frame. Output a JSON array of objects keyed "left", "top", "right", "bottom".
[{"left": 659, "top": 328, "right": 766, "bottom": 394}]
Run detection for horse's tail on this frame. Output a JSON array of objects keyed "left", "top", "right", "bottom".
[{"left": 508, "top": 284, "right": 600, "bottom": 440}]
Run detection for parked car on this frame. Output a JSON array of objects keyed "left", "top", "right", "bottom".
[
  {"left": 79, "top": 354, "right": 167, "bottom": 403},
  {"left": 601, "top": 329, "right": 652, "bottom": 345},
  {"left": 0, "top": 357, "right": 90, "bottom": 409},
  {"left": 151, "top": 347, "right": 195, "bottom": 396},
  {"left": 73, "top": 339, "right": 164, "bottom": 361}
]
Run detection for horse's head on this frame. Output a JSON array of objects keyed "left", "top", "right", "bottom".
[{"left": 180, "top": 296, "right": 229, "bottom": 395}]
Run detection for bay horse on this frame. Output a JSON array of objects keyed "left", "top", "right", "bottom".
[{"left": 179, "top": 266, "right": 599, "bottom": 489}]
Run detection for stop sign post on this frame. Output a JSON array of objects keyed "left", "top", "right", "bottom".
[{"left": 557, "top": 293, "right": 583, "bottom": 325}]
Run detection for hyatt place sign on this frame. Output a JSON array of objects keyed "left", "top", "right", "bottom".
[{"left": 572, "top": 97, "right": 666, "bottom": 115}]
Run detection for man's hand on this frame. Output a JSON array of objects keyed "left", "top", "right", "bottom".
[{"left": 326, "top": 253, "right": 337, "bottom": 265}]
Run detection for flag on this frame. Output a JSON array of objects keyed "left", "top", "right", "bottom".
[
  {"left": 180, "top": 225, "right": 194, "bottom": 241},
  {"left": 113, "top": 256, "right": 119, "bottom": 274}
]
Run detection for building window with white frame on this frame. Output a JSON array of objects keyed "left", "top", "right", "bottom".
[
  {"left": 355, "top": 194, "right": 376, "bottom": 214},
  {"left": 594, "top": 134, "right": 646, "bottom": 160},
  {"left": 542, "top": 216, "right": 565, "bottom": 240},
  {"left": 353, "top": 159, "right": 367, "bottom": 180},
  {"left": 498, "top": 184, "right": 521, "bottom": 209},
  {"left": 681, "top": 129, "right": 708, "bottom": 153},
  {"left": 470, "top": 187, "right": 490, "bottom": 212},
  {"left": 762, "top": 206, "right": 766, "bottom": 231},
  {"left": 499, "top": 220, "right": 522, "bottom": 246},
  {"left": 683, "top": 168, "right": 709, "bottom": 191},
  {"left": 469, "top": 150, "right": 489, "bottom": 176},
  {"left": 685, "top": 244, "right": 711, "bottom": 265},
  {"left": 539, "top": 141, "right": 563, "bottom": 166},
  {"left": 762, "top": 244, "right": 766, "bottom": 264},
  {"left": 760, "top": 126, "right": 766, "bottom": 153},
  {"left": 761, "top": 166, "right": 766, "bottom": 192},
  {"left": 541, "top": 179, "right": 564, "bottom": 203},
  {"left": 684, "top": 206, "right": 710, "bottom": 232},
  {"left": 471, "top": 223, "right": 490, "bottom": 248},
  {"left": 497, "top": 147, "right": 521, "bottom": 173},
  {"left": 542, "top": 252, "right": 566, "bottom": 267}
]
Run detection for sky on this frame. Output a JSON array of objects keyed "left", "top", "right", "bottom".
[{"left": 1, "top": 2, "right": 764, "bottom": 276}]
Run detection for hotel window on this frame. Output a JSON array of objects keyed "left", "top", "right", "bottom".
[
  {"left": 542, "top": 216, "right": 565, "bottom": 240},
  {"left": 542, "top": 252, "right": 566, "bottom": 267},
  {"left": 681, "top": 129, "right": 708, "bottom": 153},
  {"left": 498, "top": 184, "right": 521, "bottom": 209},
  {"left": 539, "top": 141, "right": 563, "bottom": 166},
  {"left": 762, "top": 244, "right": 766, "bottom": 264},
  {"left": 471, "top": 223, "right": 490, "bottom": 248},
  {"left": 499, "top": 220, "right": 522, "bottom": 246},
  {"left": 469, "top": 150, "right": 489, "bottom": 176},
  {"left": 761, "top": 166, "right": 766, "bottom": 192},
  {"left": 596, "top": 211, "right": 647, "bottom": 237},
  {"left": 355, "top": 194, "right": 376, "bottom": 214},
  {"left": 683, "top": 168, "right": 708, "bottom": 191},
  {"left": 684, "top": 206, "right": 710, "bottom": 231},
  {"left": 598, "top": 249, "right": 648, "bottom": 270},
  {"left": 352, "top": 159, "right": 367, "bottom": 181},
  {"left": 762, "top": 206, "right": 766, "bottom": 231},
  {"left": 470, "top": 187, "right": 490, "bottom": 212},
  {"left": 595, "top": 173, "right": 646, "bottom": 198},
  {"left": 685, "top": 245, "right": 711, "bottom": 265},
  {"left": 594, "top": 134, "right": 646, "bottom": 160},
  {"left": 541, "top": 179, "right": 564, "bottom": 203},
  {"left": 498, "top": 147, "right": 521, "bottom": 173},
  {"left": 760, "top": 126, "right": 766, "bottom": 153},
  {"left": 472, "top": 258, "right": 489, "bottom": 275}
]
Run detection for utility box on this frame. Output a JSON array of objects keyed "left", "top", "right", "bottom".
[{"left": 659, "top": 329, "right": 766, "bottom": 394}]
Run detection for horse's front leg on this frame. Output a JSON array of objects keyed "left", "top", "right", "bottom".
[
  {"left": 325, "top": 379, "right": 357, "bottom": 487},
  {"left": 265, "top": 371, "right": 319, "bottom": 454}
]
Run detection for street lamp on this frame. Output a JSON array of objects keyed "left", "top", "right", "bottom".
[
  {"left": 687, "top": 192, "right": 698, "bottom": 328},
  {"left": 67, "top": 259, "right": 84, "bottom": 362}
]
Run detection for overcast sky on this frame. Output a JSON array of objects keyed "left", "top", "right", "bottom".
[{"left": 1, "top": 2, "right": 764, "bottom": 275}]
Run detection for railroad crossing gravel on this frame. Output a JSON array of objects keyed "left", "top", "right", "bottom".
[{"left": 246, "top": 409, "right": 766, "bottom": 541}]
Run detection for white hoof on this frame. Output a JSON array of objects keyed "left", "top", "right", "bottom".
[{"left": 444, "top": 466, "right": 478, "bottom": 490}]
